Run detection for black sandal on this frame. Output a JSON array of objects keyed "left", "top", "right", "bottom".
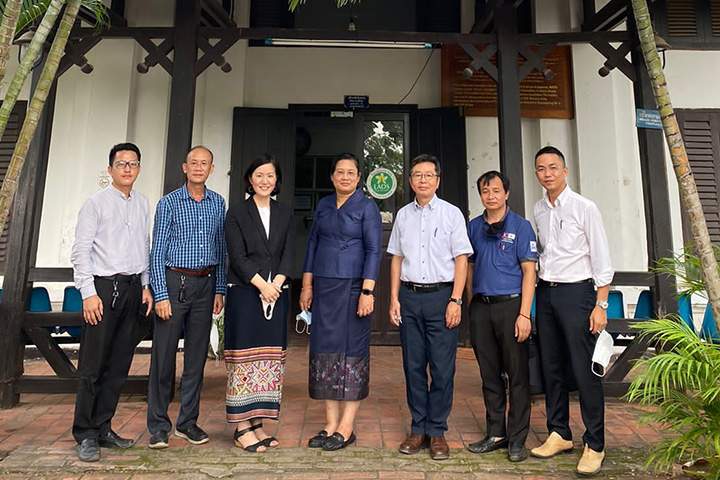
[
  {"left": 308, "top": 429, "right": 329, "bottom": 448},
  {"left": 234, "top": 424, "right": 265, "bottom": 452},
  {"left": 252, "top": 421, "right": 279, "bottom": 448}
]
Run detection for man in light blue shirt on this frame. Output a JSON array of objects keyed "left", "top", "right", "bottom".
[{"left": 388, "top": 154, "right": 473, "bottom": 460}]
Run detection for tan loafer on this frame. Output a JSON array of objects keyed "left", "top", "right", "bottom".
[
  {"left": 577, "top": 445, "right": 605, "bottom": 476},
  {"left": 530, "top": 431, "right": 574, "bottom": 458}
]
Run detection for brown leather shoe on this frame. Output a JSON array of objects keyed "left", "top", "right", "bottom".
[
  {"left": 398, "top": 433, "right": 428, "bottom": 454},
  {"left": 429, "top": 435, "right": 450, "bottom": 460}
]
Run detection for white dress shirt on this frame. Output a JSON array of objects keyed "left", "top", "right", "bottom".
[
  {"left": 533, "top": 186, "right": 614, "bottom": 286},
  {"left": 387, "top": 195, "right": 473, "bottom": 283},
  {"left": 70, "top": 185, "right": 151, "bottom": 299}
]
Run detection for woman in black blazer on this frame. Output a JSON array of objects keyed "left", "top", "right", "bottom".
[{"left": 224, "top": 154, "right": 295, "bottom": 452}]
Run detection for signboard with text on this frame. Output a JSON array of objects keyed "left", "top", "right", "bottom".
[{"left": 441, "top": 44, "right": 574, "bottom": 119}]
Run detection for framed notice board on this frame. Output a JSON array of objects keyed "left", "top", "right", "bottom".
[{"left": 441, "top": 44, "right": 574, "bottom": 119}]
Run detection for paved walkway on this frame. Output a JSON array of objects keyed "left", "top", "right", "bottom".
[{"left": 0, "top": 345, "right": 671, "bottom": 479}]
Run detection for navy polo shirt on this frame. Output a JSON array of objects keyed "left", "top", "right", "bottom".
[{"left": 468, "top": 209, "right": 538, "bottom": 296}]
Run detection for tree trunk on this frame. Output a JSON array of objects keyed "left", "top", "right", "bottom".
[
  {"left": 631, "top": 0, "right": 720, "bottom": 333},
  {"left": 0, "top": 0, "right": 81, "bottom": 235},
  {"left": 0, "top": 0, "right": 65, "bottom": 144},
  {"left": 0, "top": 0, "right": 23, "bottom": 87}
]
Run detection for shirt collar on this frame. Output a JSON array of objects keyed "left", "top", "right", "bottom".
[
  {"left": 482, "top": 207, "right": 509, "bottom": 226},
  {"left": 109, "top": 184, "right": 133, "bottom": 200},
  {"left": 413, "top": 194, "right": 439, "bottom": 211},
  {"left": 543, "top": 184, "right": 572, "bottom": 208},
  {"left": 181, "top": 183, "right": 207, "bottom": 201}
]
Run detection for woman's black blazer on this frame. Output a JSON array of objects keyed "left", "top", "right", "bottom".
[{"left": 225, "top": 197, "right": 295, "bottom": 287}]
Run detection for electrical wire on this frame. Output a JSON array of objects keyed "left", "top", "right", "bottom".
[{"left": 397, "top": 48, "right": 435, "bottom": 105}]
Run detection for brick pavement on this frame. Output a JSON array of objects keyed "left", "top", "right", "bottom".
[{"left": 0, "top": 345, "right": 670, "bottom": 479}]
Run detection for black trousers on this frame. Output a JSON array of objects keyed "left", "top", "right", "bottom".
[
  {"left": 72, "top": 276, "right": 142, "bottom": 443},
  {"left": 469, "top": 295, "right": 530, "bottom": 445},
  {"left": 536, "top": 280, "right": 605, "bottom": 451},
  {"left": 147, "top": 268, "right": 215, "bottom": 435},
  {"left": 399, "top": 285, "right": 458, "bottom": 437}
]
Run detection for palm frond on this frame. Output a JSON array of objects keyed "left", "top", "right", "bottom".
[
  {"left": 12, "top": 0, "right": 108, "bottom": 38},
  {"left": 288, "top": 0, "right": 360, "bottom": 12}
]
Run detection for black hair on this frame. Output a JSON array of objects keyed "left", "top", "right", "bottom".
[
  {"left": 534, "top": 146, "right": 566, "bottom": 166},
  {"left": 477, "top": 170, "right": 509, "bottom": 193},
  {"left": 187, "top": 145, "right": 214, "bottom": 163},
  {"left": 108, "top": 142, "right": 141, "bottom": 166},
  {"left": 244, "top": 154, "right": 282, "bottom": 196},
  {"left": 330, "top": 153, "right": 360, "bottom": 174},
  {"left": 410, "top": 154, "right": 441, "bottom": 177}
]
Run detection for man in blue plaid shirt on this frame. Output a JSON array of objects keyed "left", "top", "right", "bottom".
[{"left": 147, "top": 146, "right": 227, "bottom": 449}]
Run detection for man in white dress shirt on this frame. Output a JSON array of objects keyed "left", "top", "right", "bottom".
[
  {"left": 529, "top": 146, "right": 614, "bottom": 476},
  {"left": 70, "top": 143, "right": 153, "bottom": 462}
]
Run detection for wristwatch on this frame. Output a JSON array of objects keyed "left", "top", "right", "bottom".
[
  {"left": 449, "top": 297, "right": 463, "bottom": 305},
  {"left": 361, "top": 288, "right": 374, "bottom": 296},
  {"left": 596, "top": 300, "right": 609, "bottom": 310}
]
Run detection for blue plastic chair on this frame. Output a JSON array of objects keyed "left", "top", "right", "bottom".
[
  {"left": 30, "top": 287, "right": 51, "bottom": 311},
  {"left": 677, "top": 293, "right": 695, "bottom": 332},
  {"left": 61, "top": 286, "right": 83, "bottom": 339},
  {"left": 633, "top": 290, "right": 653, "bottom": 319},
  {"left": 700, "top": 303, "right": 719, "bottom": 342},
  {"left": 530, "top": 294, "right": 536, "bottom": 318},
  {"left": 607, "top": 290, "right": 625, "bottom": 319}
]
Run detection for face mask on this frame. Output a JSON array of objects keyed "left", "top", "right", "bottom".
[
  {"left": 296, "top": 310, "right": 311, "bottom": 334},
  {"left": 484, "top": 219, "right": 506, "bottom": 236},
  {"left": 591, "top": 330, "right": 614, "bottom": 377}
]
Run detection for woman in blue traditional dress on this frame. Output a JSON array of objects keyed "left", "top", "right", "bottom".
[
  {"left": 224, "top": 154, "right": 295, "bottom": 452},
  {"left": 299, "top": 153, "right": 382, "bottom": 451}
]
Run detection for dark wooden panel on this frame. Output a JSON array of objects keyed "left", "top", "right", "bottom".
[
  {"left": 0, "top": 101, "right": 27, "bottom": 274},
  {"left": 23, "top": 327, "right": 78, "bottom": 378},
  {"left": 15, "top": 376, "right": 149, "bottom": 394}
]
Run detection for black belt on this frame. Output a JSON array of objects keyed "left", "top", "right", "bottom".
[
  {"left": 401, "top": 281, "right": 453, "bottom": 293},
  {"left": 169, "top": 266, "right": 215, "bottom": 277},
  {"left": 477, "top": 293, "right": 519, "bottom": 304},
  {"left": 95, "top": 273, "right": 140, "bottom": 284},
  {"left": 539, "top": 278, "right": 593, "bottom": 287}
]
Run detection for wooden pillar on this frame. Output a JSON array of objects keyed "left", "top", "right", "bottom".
[
  {"left": 0, "top": 70, "right": 57, "bottom": 408},
  {"left": 163, "top": 0, "right": 201, "bottom": 194},
  {"left": 495, "top": 1, "right": 525, "bottom": 215},
  {"left": 630, "top": 48, "right": 678, "bottom": 316}
]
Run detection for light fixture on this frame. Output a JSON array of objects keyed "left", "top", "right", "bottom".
[
  {"left": 13, "top": 28, "right": 42, "bottom": 70},
  {"left": 265, "top": 38, "right": 433, "bottom": 49},
  {"left": 348, "top": 16, "right": 356, "bottom": 32}
]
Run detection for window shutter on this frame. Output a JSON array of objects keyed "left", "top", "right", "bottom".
[
  {"left": 0, "top": 101, "right": 26, "bottom": 273},
  {"left": 666, "top": 0, "right": 698, "bottom": 36},
  {"left": 711, "top": 0, "right": 720, "bottom": 36},
  {"left": 676, "top": 109, "right": 720, "bottom": 246}
]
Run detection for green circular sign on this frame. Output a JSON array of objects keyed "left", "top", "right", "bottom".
[{"left": 367, "top": 168, "right": 397, "bottom": 200}]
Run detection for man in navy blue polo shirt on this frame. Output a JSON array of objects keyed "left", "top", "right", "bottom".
[{"left": 464, "top": 170, "right": 537, "bottom": 463}]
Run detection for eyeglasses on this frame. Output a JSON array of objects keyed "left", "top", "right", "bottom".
[
  {"left": 535, "top": 165, "right": 563, "bottom": 175},
  {"left": 114, "top": 161, "right": 140, "bottom": 170},
  {"left": 410, "top": 173, "right": 438, "bottom": 181}
]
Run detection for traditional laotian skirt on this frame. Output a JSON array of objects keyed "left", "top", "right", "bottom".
[
  {"left": 224, "top": 284, "right": 288, "bottom": 422},
  {"left": 309, "top": 276, "right": 370, "bottom": 401}
]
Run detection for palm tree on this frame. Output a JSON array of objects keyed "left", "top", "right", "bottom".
[
  {"left": 0, "top": 0, "right": 23, "bottom": 86},
  {"left": 630, "top": 0, "right": 720, "bottom": 333},
  {"left": 288, "top": 0, "right": 356, "bottom": 11}
]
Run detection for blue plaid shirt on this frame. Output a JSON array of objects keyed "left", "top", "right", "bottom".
[{"left": 151, "top": 184, "right": 227, "bottom": 302}]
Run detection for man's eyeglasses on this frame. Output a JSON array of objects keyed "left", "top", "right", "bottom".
[
  {"left": 535, "top": 165, "right": 563, "bottom": 175},
  {"left": 410, "top": 173, "right": 438, "bottom": 181},
  {"left": 114, "top": 161, "right": 140, "bottom": 170}
]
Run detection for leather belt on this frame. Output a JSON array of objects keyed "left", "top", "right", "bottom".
[
  {"left": 95, "top": 274, "right": 140, "bottom": 283},
  {"left": 169, "top": 266, "right": 215, "bottom": 277},
  {"left": 401, "top": 281, "right": 453, "bottom": 293},
  {"left": 539, "top": 278, "right": 593, "bottom": 287},
  {"left": 478, "top": 293, "right": 519, "bottom": 304}
]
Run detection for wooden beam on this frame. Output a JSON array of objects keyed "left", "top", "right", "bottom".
[
  {"left": 15, "top": 376, "right": 149, "bottom": 394},
  {"left": 23, "top": 327, "right": 78, "bottom": 378},
  {"left": 495, "top": 2, "right": 525, "bottom": 216},
  {"left": 582, "top": 0, "right": 596, "bottom": 26},
  {"left": 163, "top": 0, "right": 201, "bottom": 194},
  {"left": 201, "top": 0, "right": 236, "bottom": 28},
  {"left": 28, "top": 267, "right": 73, "bottom": 282},
  {"left": 582, "top": 0, "right": 628, "bottom": 32}
]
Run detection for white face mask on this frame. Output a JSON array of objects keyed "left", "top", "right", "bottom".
[{"left": 591, "top": 330, "right": 614, "bottom": 377}]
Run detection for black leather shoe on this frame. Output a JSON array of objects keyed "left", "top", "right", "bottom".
[
  {"left": 77, "top": 438, "right": 101, "bottom": 462},
  {"left": 98, "top": 430, "right": 134, "bottom": 449},
  {"left": 175, "top": 424, "right": 209, "bottom": 445},
  {"left": 322, "top": 431, "right": 356, "bottom": 451},
  {"left": 508, "top": 443, "right": 529, "bottom": 462},
  {"left": 467, "top": 436, "right": 509, "bottom": 454},
  {"left": 148, "top": 431, "right": 169, "bottom": 449},
  {"left": 308, "top": 430, "right": 329, "bottom": 448}
]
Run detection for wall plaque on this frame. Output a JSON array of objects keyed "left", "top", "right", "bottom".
[{"left": 441, "top": 44, "right": 574, "bottom": 119}]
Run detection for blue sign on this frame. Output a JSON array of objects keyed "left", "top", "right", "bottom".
[
  {"left": 344, "top": 95, "right": 369, "bottom": 109},
  {"left": 636, "top": 108, "right": 663, "bottom": 130}
]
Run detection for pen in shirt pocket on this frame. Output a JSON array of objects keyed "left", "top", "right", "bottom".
[{"left": 434, "top": 227, "right": 438, "bottom": 237}]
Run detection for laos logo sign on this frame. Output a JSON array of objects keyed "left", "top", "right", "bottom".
[{"left": 367, "top": 168, "right": 397, "bottom": 200}]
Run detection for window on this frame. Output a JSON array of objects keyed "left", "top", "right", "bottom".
[{"left": 654, "top": 0, "right": 720, "bottom": 49}]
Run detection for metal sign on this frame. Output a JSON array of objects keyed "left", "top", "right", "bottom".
[
  {"left": 636, "top": 108, "right": 663, "bottom": 130},
  {"left": 344, "top": 95, "right": 370, "bottom": 109},
  {"left": 366, "top": 168, "right": 397, "bottom": 200}
]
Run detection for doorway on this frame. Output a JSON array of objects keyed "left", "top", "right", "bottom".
[{"left": 229, "top": 104, "right": 467, "bottom": 345}]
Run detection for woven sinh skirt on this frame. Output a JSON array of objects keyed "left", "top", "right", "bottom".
[
  {"left": 309, "top": 276, "right": 370, "bottom": 401},
  {"left": 224, "top": 284, "right": 288, "bottom": 422}
]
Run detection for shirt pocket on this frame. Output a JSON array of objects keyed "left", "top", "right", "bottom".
[
  {"left": 559, "top": 219, "right": 584, "bottom": 246},
  {"left": 495, "top": 240, "right": 517, "bottom": 267}
]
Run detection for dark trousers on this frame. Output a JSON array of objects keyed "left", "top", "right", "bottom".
[
  {"left": 147, "top": 268, "right": 215, "bottom": 435},
  {"left": 399, "top": 285, "right": 458, "bottom": 437},
  {"left": 469, "top": 295, "right": 530, "bottom": 445},
  {"left": 73, "top": 276, "right": 142, "bottom": 443},
  {"left": 536, "top": 280, "right": 605, "bottom": 451}
]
